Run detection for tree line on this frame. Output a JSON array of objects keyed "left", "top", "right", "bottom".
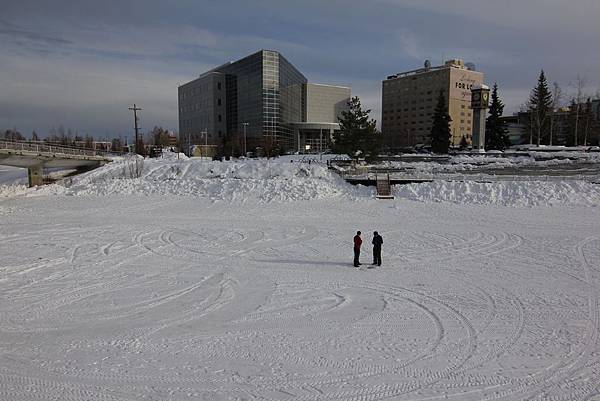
[{"left": 525, "top": 71, "right": 599, "bottom": 147}]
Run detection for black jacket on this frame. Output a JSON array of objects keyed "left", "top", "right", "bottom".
[{"left": 372, "top": 234, "right": 383, "bottom": 248}]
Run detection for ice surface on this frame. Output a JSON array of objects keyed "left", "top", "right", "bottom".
[{"left": 1, "top": 155, "right": 600, "bottom": 400}]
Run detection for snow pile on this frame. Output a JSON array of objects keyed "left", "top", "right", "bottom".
[
  {"left": 52, "top": 157, "right": 371, "bottom": 202},
  {"left": 395, "top": 180, "right": 600, "bottom": 207},
  {"left": 0, "top": 184, "right": 30, "bottom": 198}
]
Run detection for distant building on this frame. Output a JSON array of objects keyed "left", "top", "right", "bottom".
[
  {"left": 498, "top": 115, "right": 526, "bottom": 145},
  {"left": 178, "top": 50, "right": 350, "bottom": 153},
  {"left": 292, "top": 83, "right": 351, "bottom": 152},
  {"left": 382, "top": 59, "right": 484, "bottom": 149},
  {"left": 166, "top": 131, "right": 178, "bottom": 147},
  {"left": 506, "top": 108, "right": 577, "bottom": 146},
  {"left": 592, "top": 99, "right": 600, "bottom": 121}
]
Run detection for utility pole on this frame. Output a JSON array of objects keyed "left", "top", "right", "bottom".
[
  {"left": 128, "top": 104, "right": 142, "bottom": 155},
  {"left": 242, "top": 122, "right": 249, "bottom": 156}
]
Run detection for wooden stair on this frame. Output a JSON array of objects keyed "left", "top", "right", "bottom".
[{"left": 376, "top": 174, "right": 394, "bottom": 199}]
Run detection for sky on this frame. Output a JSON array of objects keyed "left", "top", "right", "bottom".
[{"left": 1, "top": 0, "right": 599, "bottom": 139}]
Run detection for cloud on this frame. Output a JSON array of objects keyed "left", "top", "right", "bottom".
[
  {"left": 379, "top": 0, "right": 600, "bottom": 35},
  {"left": 1, "top": 0, "right": 599, "bottom": 135},
  {"left": 397, "top": 31, "right": 423, "bottom": 61},
  {"left": 0, "top": 19, "right": 73, "bottom": 47}
]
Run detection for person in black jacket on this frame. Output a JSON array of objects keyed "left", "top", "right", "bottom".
[{"left": 372, "top": 231, "right": 383, "bottom": 266}]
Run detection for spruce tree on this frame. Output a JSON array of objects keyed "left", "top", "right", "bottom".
[
  {"left": 528, "top": 70, "right": 553, "bottom": 145},
  {"left": 485, "top": 83, "right": 510, "bottom": 150},
  {"left": 333, "top": 96, "right": 381, "bottom": 161},
  {"left": 429, "top": 91, "right": 452, "bottom": 154}
]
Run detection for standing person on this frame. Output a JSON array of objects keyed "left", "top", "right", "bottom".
[
  {"left": 372, "top": 231, "right": 383, "bottom": 266},
  {"left": 353, "top": 231, "right": 362, "bottom": 267}
]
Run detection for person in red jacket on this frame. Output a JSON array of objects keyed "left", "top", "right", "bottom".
[{"left": 353, "top": 231, "right": 362, "bottom": 267}]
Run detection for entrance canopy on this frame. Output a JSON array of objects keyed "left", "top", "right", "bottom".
[{"left": 290, "top": 122, "right": 340, "bottom": 153}]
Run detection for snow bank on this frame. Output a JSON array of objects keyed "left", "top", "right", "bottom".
[
  {"left": 0, "top": 184, "right": 30, "bottom": 198},
  {"left": 48, "top": 157, "right": 372, "bottom": 202},
  {"left": 2, "top": 153, "right": 599, "bottom": 207},
  {"left": 395, "top": 180, "right": 600, "bottom": 207}
]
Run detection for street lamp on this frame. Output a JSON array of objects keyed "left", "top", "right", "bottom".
[
  {"left": 201, "top": 129, "right": 207, "bottom": 159},
  {"left": 187, "top": 131, "right": 191, "bottom": 157},
  {"left": 242, "top": 122, "right": 249, "bottom": 157}
]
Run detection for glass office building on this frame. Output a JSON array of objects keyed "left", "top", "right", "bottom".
[{"left": 179, "top": 50, "right": 348, "bottom": 152}]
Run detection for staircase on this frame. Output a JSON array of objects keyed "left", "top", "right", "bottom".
[{"left": 376, "top": 174, "right": 394, "bottom": 199}]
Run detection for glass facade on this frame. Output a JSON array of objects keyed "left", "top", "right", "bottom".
[
  {"left": 179, "top": 50, "right": 312, "bottom": 152},
  {"left": 278, "top": 53, "right": 306, "bottom": 148},
  {"left": 215, "top": 50, "right": 307, "bottom": 151}
]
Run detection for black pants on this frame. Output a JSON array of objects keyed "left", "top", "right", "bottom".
[
  {"left": 354, "top": 247, "right": 361, "bottom": 266},
  {"left": 373, "top": 246, "right": 382, "bottom": 266}
]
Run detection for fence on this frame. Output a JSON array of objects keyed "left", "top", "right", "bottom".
[
  {"left": 0, "top": 140, "right": 121, "bottom": 158},
  {"left": 344, "top": 171, "right": 600, "bottom": 184}
]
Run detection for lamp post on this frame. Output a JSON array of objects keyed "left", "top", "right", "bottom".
[
  {"left": 201, "top": 129, "right": 207, "bottom": 159},
  {"left": 242, "top": 122, "right": 249, "bottom": 157}
]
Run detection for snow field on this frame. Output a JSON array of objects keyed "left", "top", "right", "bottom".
[{"left": 1, "top": 195, "right": 600, "bottom": 400}]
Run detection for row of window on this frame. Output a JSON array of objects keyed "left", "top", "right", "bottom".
[
  {"left": 180, "top": 114, "right": 223, "bottom": 126},
  {"left": 180, "top": 98, "right": 223, "bottom": 113},
  {"left": 179, "top": 82, "right": 222, "bottom": 100}
]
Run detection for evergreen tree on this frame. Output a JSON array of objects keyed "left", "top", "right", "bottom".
[
  {"left": 485, "top": 83, "right": 511, "bottom": 150},
  {"left": 333, "top": 96, "right": 381, "bottom": 161},
  {"left": 528, "top": 70, "right": 553, "bottom": 145},
  {"left": 429, "top": 91, "right": 452, "bottom": 154}
]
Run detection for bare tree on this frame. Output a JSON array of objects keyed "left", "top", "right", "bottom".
[
  {"left": 583, "top": 98, "right": 592, "bottom": 146},
  {"left": 570, "top": 74, "right": 587, "bottom": 146},
  {"left": 549, "top": 82, "right": 562, "bottom": 146},
  {"left": 262, "top": 135, "right": 277, "bottom": 159}
]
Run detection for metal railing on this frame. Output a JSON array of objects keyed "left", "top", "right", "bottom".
[
  {"left": 344, "top": 171, "right": 600, "bottom": 184},
  {"left": 0, "top": 140, "right": 121, "bottom": 158}
]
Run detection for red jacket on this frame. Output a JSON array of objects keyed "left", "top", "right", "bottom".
[{"left": 354, "top": 235, "right": 362, "bottom": 248}]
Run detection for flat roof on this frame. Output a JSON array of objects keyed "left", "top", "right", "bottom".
[{"left": 307, "top": 83, "right": 351, "bottom": 90}]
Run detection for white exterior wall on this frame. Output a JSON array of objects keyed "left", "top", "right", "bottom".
[{"left": 305, "top": 84, "right": 350, "bottom": 123}]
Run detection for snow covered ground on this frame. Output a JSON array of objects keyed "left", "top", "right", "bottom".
[{"left": 1, "top": 155, "right": 600, "bottom": 400}]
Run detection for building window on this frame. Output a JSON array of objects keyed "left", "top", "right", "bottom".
[
  {"left": 218, "top": 99, "right": 222, "bottom": 106},
  {"left": 217, "top": 82, "right": 222, "bottom": 90},
  {"left": 218, "top": 115, "right": 222, "bottom": 122}
]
